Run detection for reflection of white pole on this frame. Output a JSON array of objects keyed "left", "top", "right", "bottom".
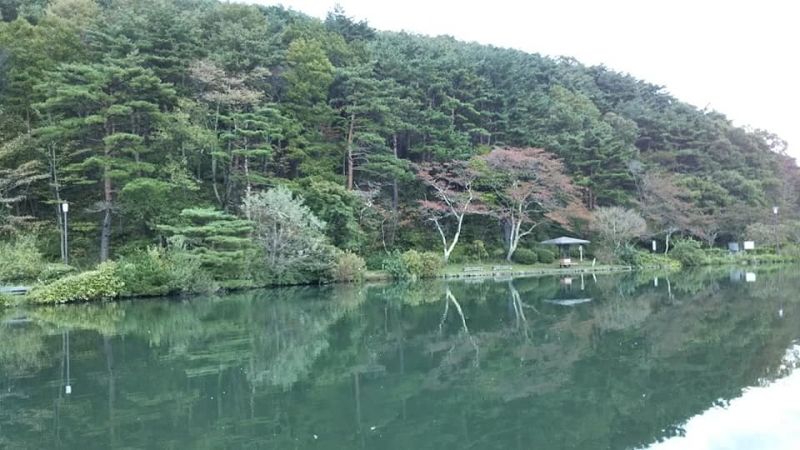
[
  {"left": 773, "top": 206, "right": 780, "bottom": 255},
  {"left": 65, "top": 330, "right": 71, "bottom": 395}
]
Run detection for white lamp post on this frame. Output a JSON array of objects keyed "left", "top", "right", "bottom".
[{"left": 61, "top": 202, "right": 69, "bottom": 265}]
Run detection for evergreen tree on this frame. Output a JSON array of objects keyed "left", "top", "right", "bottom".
[
  {"left": 157, "top": 207, "right": 253, "bottom": 283},
  {"left": 34, "top": 57, "right": 177, "bottom": 260}
]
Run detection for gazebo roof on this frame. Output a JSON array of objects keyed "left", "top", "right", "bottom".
[{"left": 540, "top": 236, "right": 590, "bottom": 245}]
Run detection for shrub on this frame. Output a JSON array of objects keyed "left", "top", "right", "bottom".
[
  {"left": 30, "top": 262, "right": 123, "bottom": 304},
  {"left": 445, "top": 245, "right": 467, "bottom": 264},
  {"left": 419, "top": 252, "right": 444, "bottom": 278},
  {"left": 166, "top": 251, "right": 218, "bottom": 294},
  {"left": 116, "top": 248, "right": 173, "bottom": 296},
  {"left": 467, "top": 240, "right": 489, "bottom": 262},
  {"left": 401, "top": 250, "right": 424, "bottom": 278},
  {"left": 616, "top": 244, "right": 638, "bottom": 265},
  {"left": 0, "top": 292, "right": 15, "bottom": 307},
  {"left": 781, "top": 244, "right": 800, "bottom": 261},
  {"left": 669, "top": 239, "right": 707, "bottom": 267},
  {"left": 116, "top": 247, "right": 220, "bottom": 296},
  {"left": 330, "top": 251, "right": 366, "bottom": 282},
  {"left": 383, "top": 250, "right": 410, "bottom": 280},
  {"left": 0, "top": 234, "right": 46, "bottom": 282},
  {"left": 383, "top": 250, "right": 443, "bottom": 280},
  {"left": 537, "top": 249, "right": 555, "bottom": 264},
  {"left": 365, "top": 253, "right": 389, "bottom": 271},
  {"left": 490, "top": 247, "right": 506, "bottom": 260},
  {"left": 38, "top": 263, "right": 77, "bottom": 282},
  {"left": 512, "top": 248, "right": 538, "bottom": 265},
  {"left": 630, "top": 250, "right": 682, "bottom": 269}
]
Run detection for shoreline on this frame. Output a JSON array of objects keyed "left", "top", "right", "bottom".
[
  {"left": 439, "top": 264, "right": 636, "bottom": 280},
  {"left": 4, "top": 261, "right": 794, "bottom": 307}
]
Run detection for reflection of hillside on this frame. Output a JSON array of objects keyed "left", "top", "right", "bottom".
[
  {"left": 339, "top": 272, "right": 800, "bottom": 449},
  {"left": 2, "top": 269, "right": 800, "bottom": 449}
]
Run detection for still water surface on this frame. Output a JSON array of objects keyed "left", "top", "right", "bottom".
[{"left": 1, "top": 267, "right": 799, "bottom": 449}]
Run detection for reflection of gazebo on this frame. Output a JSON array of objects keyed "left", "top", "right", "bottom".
[{"left": 540, "top": 236, "right": 590, "bottom": 267}]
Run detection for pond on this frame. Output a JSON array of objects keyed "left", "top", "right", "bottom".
[{"left": 1, "top": 266, "right": 799, "bottom": 449}]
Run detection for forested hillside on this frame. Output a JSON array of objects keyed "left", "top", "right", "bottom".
[{"left": 2, "top": 0, "right": 798, "bottom": 287}]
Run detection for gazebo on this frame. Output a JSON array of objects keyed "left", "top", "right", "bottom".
[{"left": 540, "top": 236, "right": 590, "bottom": 267}]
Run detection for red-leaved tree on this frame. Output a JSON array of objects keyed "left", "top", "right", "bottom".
[
  {"left": 478, "top": 147, "right": 587, "bottom": 261},
  {"left": 417, "top": 160, "right": 484, "bottom": 263},
  {"left": 639, "top": 172, "right": 699, "bottom": 253}
]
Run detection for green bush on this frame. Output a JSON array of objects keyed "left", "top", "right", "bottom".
[
  {"left": 330, "top": 251, "right": 366, "bottom": 282},
  {"left": 419, "top": 252, "right": 444, "bottom": 278},
  {"left": 116, "top": 248, "right": 173, "bottom": 296},
  {"left": 445, "top": 245, "right": 467, "bottom": 264},
  {"left": 0, "top": 234, "right": 46, "bottom": 282},
  {"left": 467, "top": 240, "right": 489, "bottom": 262},
  {"left": 537, "top": 249, "right": 555, "bottom": 264},
  {"left": 167, "top": 251, "right": 219, "bottom": 294},
  {"left": 30, "top": 262, "right": 123, "bottom": 304},
  {"left": 669, "top": 239, "right": 707, "bottom": 266},
  {"left": 401, "top": 250, "right": 425, "bottom": 278},
  {"left": 365, "top": 253, "right": 389, "bottom": 271},
  {"left": 630, "top": 250, "right": 682, "bottom": 269},
  {"left": 512, "top": 248, "right": 538, "bottom": 264},
  {"left": 0, "top": 292, "right": 15, "bottom": 307},
  {"left": 38, "top": 263, "right": 77, "bottom": 282},
  {"left": 117, "top": 247, "right": 219, "bottom": 296},
  {"left": 781, "top": 244, "right": 800, "bottom": 261},
  {"left": 490, "top": 247, "right": 506, "bottom": 260},
  {"left": 383, "top": 251, "right": 410, "bottom": 280},
  {"left": 383, "top": 250, "right": 443, "bottom": 280}
]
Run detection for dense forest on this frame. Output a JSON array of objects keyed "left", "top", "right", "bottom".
[{"left": 1, "top": 0, "right": 799, "bottom": 289}]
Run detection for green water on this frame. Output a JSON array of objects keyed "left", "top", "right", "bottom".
[{"left": 2, "top": 267, "right": 800, "bottom": 449}]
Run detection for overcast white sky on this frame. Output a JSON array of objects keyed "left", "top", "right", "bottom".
[
  {"left": 646, "top": 345, "right": 800, "bottom": 450},
  {"left": 246, "top": 0, "right": 799, "bottom": 160}
]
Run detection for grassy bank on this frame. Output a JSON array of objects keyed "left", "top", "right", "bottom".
[{"left": 4, "top": 240, "right": 800, "bottom": 306}]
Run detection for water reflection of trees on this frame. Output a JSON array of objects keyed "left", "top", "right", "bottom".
[{"left": 3, "top": 268, "right": 800, "bottom": 448}]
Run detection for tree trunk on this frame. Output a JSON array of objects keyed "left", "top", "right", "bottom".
[
  {"left": 243, "top": 156, "right": 252, "bottom": 200},
  {"left": 505, "top": 221, "right": 517, "bottom": 262},
  {"left": 506, "top": 240, "right": 518, "bottom": 262},
  {"left": 100, "top": 166, "right": 112, "bottom": 262},
  {"left": 346, "top": 112, "right": 355, "bottom": 190},
  {"left": 504, "top": 208, "right": 537, "bottom": 262},
  {"left": 211, "top": 156, "right": 223, "bottom": 207},
  {"left": 505, "top": 216, "right": 520, "bottom": 262},
  {"left": 49, "top": 146, "right": 65, "bottom": 262},
  {"left": 664, "top": 230, "right": 672, "bottom": 254},
  {"left": 391, "top": 133, "right": 399, "bottom": 212},
  {"left": 440, "top": 212, "right": 465, "bottom": 264}
]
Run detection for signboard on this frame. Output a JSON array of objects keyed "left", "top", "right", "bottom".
[
  {"left": 745, "top": 272, "right": 756, "bottom": 282},
  {"left": 728, "top": 242, "right": 740, "bottom": 252},
  {"left": 743, "top": 241, "right": 755, "bottom": 250}
]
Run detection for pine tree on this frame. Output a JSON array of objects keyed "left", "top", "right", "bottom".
[
  {"left": 157, "top": 207, "right": 253, "bottom": 283},
  {"left": 34, "top": 57, "right": 177, "bottom": 260}
]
